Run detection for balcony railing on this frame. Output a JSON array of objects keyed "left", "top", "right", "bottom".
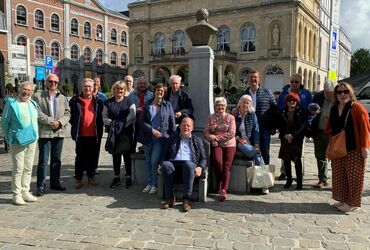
[
  {"left": 149, "top": 52, "right": 189, "bottom": 62},
  {"left": 214, "top": 49, "right": 237, "bottom": 60}
]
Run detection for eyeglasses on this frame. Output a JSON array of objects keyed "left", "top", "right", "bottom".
[
  {"left": 290, "top": 80, "right": 299, "bottom": 84},
  {"left": 287, "top": 100, "right": 297, "bottom": 104},
  {"left": 48, "top": 80, "right": 59, "bottom": 84},
  {"left": 336, "top": 90, "right": 350, "bottom": 95}
]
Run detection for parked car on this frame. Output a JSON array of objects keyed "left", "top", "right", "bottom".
[{"left": 357, "top": 81, "right": 370, "bottom": 117}]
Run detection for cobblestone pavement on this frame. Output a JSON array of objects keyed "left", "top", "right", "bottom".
[{"left": 0, "top": 134, "right": 370, "bottom": 249}]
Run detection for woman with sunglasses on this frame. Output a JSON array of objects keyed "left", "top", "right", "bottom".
[
  {"left": 276, "top": 92, "right": 307, "bottom": 190},
  {"left": 326, "top": 82, "right": 370, "bottom": 213}
]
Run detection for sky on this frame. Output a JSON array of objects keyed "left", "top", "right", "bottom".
[{"left": 99, "top": 0, "right": 369, "bottom": 52}]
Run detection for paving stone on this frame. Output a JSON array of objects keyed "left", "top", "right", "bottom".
[
  {"left": 233, "top": 242, "right": 253, "bottom": 250},
  {"left": 271, "top": 238, "right": 297, "bottom": 247},
  {"left": 153, "top": 234, "right": 175, "bottom": 244},
  {"left": 174, "top": 237, "right": 193, "bottom": 246},
  {"left": 215, "top": 239, "right": 233, "bottom": 249},
  {"left": 299, "top": 239, "right": 321, "bottom": 248},
  {"left": 193, "top": 238, "right": 214, "bottom": 248},
  {"left": 321, "top": 241, "right": 349, "bottom": 250},
  {"left": 116, "top": 240, "right": 146, "bottom": 249},
  {"left": 144, "top": 242, "right": 166, "bottom": 249}
]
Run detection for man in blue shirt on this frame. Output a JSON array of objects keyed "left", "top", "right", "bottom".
[{"left": 160, "top": 117, "right": 206, "bottom": 212}]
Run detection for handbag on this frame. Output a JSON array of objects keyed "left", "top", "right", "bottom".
[
  {"left": 249, "top": 158, "right": 275, "bottom": 189},
  {"left": 14, "top": 102, "right": 37, "bottom": 146},
  {"left": 326, "top": 106, "right": 351, "bottom": 160},
  {"left": 112, "top": 134, "right": 131, "bottom": 155}
]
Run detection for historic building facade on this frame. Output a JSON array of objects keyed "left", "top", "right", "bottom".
[
  {"left": 0, "top": 0, "right": 7, "bottom": 95},
  {"left": 128, "top": 0, "right": 350, "bottom": 92},
  {"left": 6, "top": 0, "right": 128, "bottom": 92}
]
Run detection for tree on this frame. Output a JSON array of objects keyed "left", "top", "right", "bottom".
[{"left": 351, "top": 48, "right": 370, "bottom": 76}]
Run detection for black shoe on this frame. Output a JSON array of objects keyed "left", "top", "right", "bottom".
[
  {"left": 125, "top": 178, "right": 132, "bottom": 189},
  {"left": 95, "top": 170, "right": 100, "bottom": 175},
  {"left": 110, "top": 177, "right": 121, "bottom": 188},
  {"left": 278, "top": 173, "right": 287, "bottom": 180},
  {"left": 50, "top": 185, "right": 66, "bottom": 191},
  {"left": 36, "top": 188, "right": 44, "bottom": 196},
  {"left": 284, "top": 179, "right": 293, "bottom": 189}
]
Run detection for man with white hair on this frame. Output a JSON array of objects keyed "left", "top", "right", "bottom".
[
  {"left": 164, "top": 75, "right": 194, "bottom": 124},
  {"left": 309, "top": 81, "right": 335, "bottom": 188}
]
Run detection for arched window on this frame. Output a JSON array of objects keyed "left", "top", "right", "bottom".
[
  {"left": 51, "top": 42, "right": 60, "bottom": 61},
  {"left": 154, "top": 32, "right": 165, "bottom": 55},
  {"left": 95, "top": 49, "right": 103, "bottom": 65},
  {"left": 96, "top": 25, "right": 103, "bottom": 40},
  {"left": 16, "top": 5, "right": 27, "bottom": 25},
  {"left": 84, "top": 47, "right": 91, "bottom": 63},
  {"left": 17, "top": 36, "right": 27, "bottom": 46},
  {"left": 71, "top": 18, "right": 78, "bottom": 35},
  {"left": 84, "top": 22, "right": 91, "bottom": 38},
  {"left": 217, "top": 26, "right": 230, "bottom": 51},
  {"left": 35, "top": 10, "right": 44, "bottom": 29},
  {"left": 240, "top": 23, "right": 256, "bottom": 52},
  {"left": 121, "top": 53, "right": 127, "bottom": 68},
  {"left": 239, "top": 68, "right": 252, "bottom": 83},
  {"left": 111, "top": 52, "right": 117, "bottom": 66},
  {"left": 121, "top": 31, "right": 127, "bottom": 46},
  {"left": 265, "top": 66, "right": 284, "bottom": 75},
  {"left": 264, "top": 66, "right": 284, "bottom": 91},
  {"left": 111, "top": 28, "right": 117, "bottom": 43},
  {"left": 172, "top": 30, "right": 185, "bottom": 54},
  {"left": 71, "top": 45, "right": 79, "bottom": 61},
  {"left": 34, "top": 39, "right": 45, "bottom": 59},
  {"left": 51, "top": 14, "right": 59, "bottom": 32}
]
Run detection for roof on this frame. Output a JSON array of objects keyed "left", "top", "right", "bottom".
[{"left": 339, "top": 71, "right": 370, "bottom": 93}]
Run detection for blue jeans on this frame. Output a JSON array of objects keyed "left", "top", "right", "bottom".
[
  {"left": 161, "top": 160, "right": 196, "bottom": 200},
  {"left": 143, "top": 138, "right": 164, "bottom": 187},
  {"left": 37, "top": 138, "right": 64, "bottom": 189},
  {"left": 259, "top": 130, "right": 271, "bottom": 165},
  {"left": 237, "top": 143, "right": 262, "bottom": 165}
]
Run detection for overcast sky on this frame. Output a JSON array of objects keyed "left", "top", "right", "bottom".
[{"left": 99, "top": 0, "right": 369, "bottom": 52}]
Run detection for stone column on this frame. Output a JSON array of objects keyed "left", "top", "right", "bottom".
[
  {"left": 188, "top": 46, "right": 214, "bottom": 132},
  {"left": 218, "top": 63, "right": 223, "bottom": 88}
]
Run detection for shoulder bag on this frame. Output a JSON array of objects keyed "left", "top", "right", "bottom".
[{"left": 14, "top": 101, "right": 37, "bottom": 146}]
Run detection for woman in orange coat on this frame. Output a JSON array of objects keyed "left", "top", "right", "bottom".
[{"left": 326, "top": 82, "right": 370, "bottom": 213}]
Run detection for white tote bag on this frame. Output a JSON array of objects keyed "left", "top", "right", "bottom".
[{"left": 250, "top": 158, "right": 275, "bottom": 189}]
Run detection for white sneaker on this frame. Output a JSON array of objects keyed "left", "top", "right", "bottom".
[
  {"left": 333, "top": 202, "right": 344, "bottom": 208},
  {"left": 22, "top": 192, "right": 38, "bottom": 202},
  {"left": 262, "top": 188, "right": 269, "bottom": 194},
  {"left": 13, "top": 194, "right": 25, "bottom": 205},
  {"left": 142, "top": 185, "right": 152, "bottom": 193},
  {"left": 337, "top": 203, "right": 360, "bottom": 213},
  {"left": 149, "top": 186, "right": 158, "bottom": 194}
]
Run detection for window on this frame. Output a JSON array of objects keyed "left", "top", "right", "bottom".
[
  {"left": 121, "top": 31, "right": 127, "bottom": 46},
  {"left": 111, "top": 52, "right": 117, "bottom": 66},
  {"left": 84, "top": 22, "right": 91, "bottom": 38},
  {"left": 95, "top": 49, "right": 103, "bottom": 65},
  {"left": 121, "top": 53, "right": 127, "bottom": 67},
  {"left": 111, "top": 28, "right": 117, "bottom": 43},
  {"left": 240, "top": 23, "right": 256, "bottom": 52},
  {"left": 16, "top": 36, "right": 27, "bottom": 46},
  {"left": 71, "top": 45, "right": 79, "bottom": 61},
  {"left": 84, "top": 47, "right": 91, "bottom": 63},
  {"left": 217, "top": 26, "right": 230, "bottom": 51},
  {"left": 16, "top": 5, "right": 27, "bottom": 25},
  {"left": 172, "top": 30, "right": 185, "bottom": 54},
  {"left": 71, "top": 18, "right": 78, "bottom": 35},
  {"left": 35, "top": 10, "right": 44, "bottom": 29},
  {"left": 51, "top": 42, "right": 60, "bottom": 61},
  {"left": 34, "top": 39, "right": 44, "bottom": 59},
  {"left": 154, "top": 32, "right": 165, "bottom": 55},
  {"left": 96, "top": 25, "right": 103, "bottom": 40},
  {"left": 51, "top": 14, "right": 59, "bottom": 32}
]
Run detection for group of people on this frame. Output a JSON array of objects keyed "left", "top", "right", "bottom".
[{"left": 1, "top": 70, "right": 369, "bottom": 214}]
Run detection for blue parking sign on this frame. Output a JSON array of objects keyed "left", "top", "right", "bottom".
[
  {"left": 45, "top": 56, "right": 53, "bottom": 70},
  {"left": 35, "top": 66, "right": 45, "bottom": 80}
]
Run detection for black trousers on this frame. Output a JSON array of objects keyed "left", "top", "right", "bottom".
[
  {"left": 112, "top": 125, "right": 134, "bottom": 177},
  {"left": 75, "top": 136, "right": 100, "bottom": 180}
]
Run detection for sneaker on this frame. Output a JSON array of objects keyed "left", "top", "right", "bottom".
[
  {"left": 13, "top": 194, "right": 25, "bottom": 205},
  {"left": 333, "top": 202, "right": 344, "bottom": 208},
  {"left": 88, "top": 177, "right": 98, "bottom": 186},
  {"left": 142, "top": 184, "right": 152, "bottom": 193},
  {"left": 22, "top": 192, "right": 38, "bottom": 202},
  {"left": 149, "top": 186, "right": 158, "bottom": 194},
  {"left": 313, "top": 181, "right": 328, "bottom": 188},
  {"left": 262, "top": 188, "right": 269, "bottom": 194},
  {"left": 110, "top": 177, "right": 121, "bottom": 188},
  {"left": 337, "top": 203, "right": 360, "bottom": 213}
]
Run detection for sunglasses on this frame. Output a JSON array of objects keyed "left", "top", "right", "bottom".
[
  {"left": 290, "top": 80, "right": 299, "bottom": 84},
  {"left": 48, "top": 80, "right": 59, "bottom": 84},
  {"left": 336, "top": 90, "right": 349, "bottom": 95},
  {"left": 287, "top": 100, "right": 297, "bottom": 104}
]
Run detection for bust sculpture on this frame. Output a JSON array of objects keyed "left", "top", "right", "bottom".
[{"left": 186, "top": 9, "right": 217, "bottom": 46}]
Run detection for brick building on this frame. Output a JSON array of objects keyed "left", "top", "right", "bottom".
[{"left": 6, "top": 0, "right": 128, "bottom": 93}]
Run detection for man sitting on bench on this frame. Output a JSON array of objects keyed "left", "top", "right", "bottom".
[{"left": 160, "top": 116, "right": 206, "bottom": 212}]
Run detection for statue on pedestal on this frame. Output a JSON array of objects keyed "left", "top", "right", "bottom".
[
  {"left": 185, "top": 8, "right": 217, "bottom": 46},
  {"left": 272, "top": 24, "right": 280, "bottom": 47}
]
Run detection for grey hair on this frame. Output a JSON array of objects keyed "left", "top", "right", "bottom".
[
  {"left": 237, "top": 94, "right": 255, "bottom": 112},
  {"left": 124, "top": 75, "right": 133, "bottom": 82},
  {"left": 81, "top": 78, "right": 94, "bottom": 87},
  {"left": 137, "top": 76, "right": 147, "bottom": 84},
  {"left": 18, "top": 81, "right": 33, "bottom": 92},
  {"left": 324, "top": 80, "right": 335, "bottom": 92},
  {"left": 214, "top": 97, "right": 227, "bottom": 106},
  {"left": 111, "top": 80, "right": 127, "bottom": 95},
  {"left": 46, "top": 73, "right": 59, "bottom": 82},
  {"left": 169, "top": 75, "right": 182, "bottom": 85}
]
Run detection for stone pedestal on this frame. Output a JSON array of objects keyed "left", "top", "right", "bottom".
[{"left": 188, "top": 46, "right": 214, "bottom": 132}]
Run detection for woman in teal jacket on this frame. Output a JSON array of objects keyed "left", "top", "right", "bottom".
[{"left": 1, "top": 81, "right": 39, "bottom": 206}]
